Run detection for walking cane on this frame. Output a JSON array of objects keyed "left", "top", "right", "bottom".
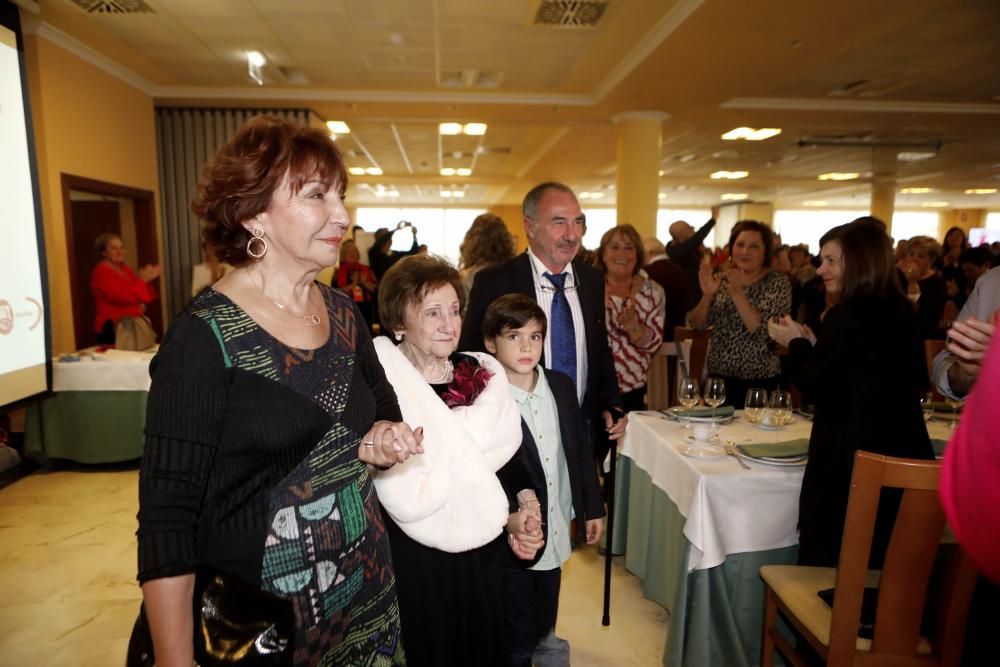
[{"left": 602, "top": 408, "right": 625, "bottom": 626}]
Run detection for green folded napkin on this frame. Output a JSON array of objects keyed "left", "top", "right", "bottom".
[
  {"left": 931, "top": 438, "right": 948, "bottom": 457},
  {"left": 737, "top": 439, "right": 810, "bottom": 459},
  {"left": 670, "top": 405, "right": 736, "bottom": 418},
  {"left": 931, "top": 401, "right": 962, "bottom": 413}
]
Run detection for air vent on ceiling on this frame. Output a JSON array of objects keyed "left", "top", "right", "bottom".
[
  {"left": 534, "top": 0, "right": 609, "bottom": 27},
  {"left": 69, "top": 0, "right": 154, "bottom": 13},
  {"left": 439, "top": 69, "right": 502, "bottom": 88}
]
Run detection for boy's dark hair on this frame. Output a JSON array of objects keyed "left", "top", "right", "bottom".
[
  {"left": 960, "top": 246, "right": 992, "bottom": 268},
  {"left": 483, "top": 294, "right": 547, "bottom": 341}
]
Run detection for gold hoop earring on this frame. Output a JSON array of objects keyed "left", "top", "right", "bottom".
[{"left": 247, "top": 227, "right": 267, "bottom": 260}]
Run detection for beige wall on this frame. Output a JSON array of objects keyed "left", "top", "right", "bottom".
[
  {"left": 487, "top": 204, "right": 527, "bottom": 254},
  {"left": 940, "top": 209, "right": 987, "bottom": 240},
  {"left": 23, "top": 35, "right": 160, "bottom": 353}
]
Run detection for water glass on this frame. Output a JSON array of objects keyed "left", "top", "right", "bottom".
[
  {"left": 744, "top": 388, "right": 768, "bottom": 424},
  {"left": 768, "top": 390, "right": 793, "bottom": 426},
  {"left": 704, "top": 377, "right": 726, "bottom": 431}
]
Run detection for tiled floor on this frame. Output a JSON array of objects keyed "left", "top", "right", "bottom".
[{"left": 0, "top": 464, "right": 667, "bottom": 666}]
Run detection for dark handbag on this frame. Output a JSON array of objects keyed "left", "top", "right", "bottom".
[{"left": 127, "top": 569, "right": 295, "bottom": 666}]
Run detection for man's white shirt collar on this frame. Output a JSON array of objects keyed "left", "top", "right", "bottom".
[{"left": 527, "top": 248, "right": 576, "bottom": 286}]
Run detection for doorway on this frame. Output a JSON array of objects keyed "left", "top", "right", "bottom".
[{"left": 61, "top": 174, "right": 160, "bottom": 351}]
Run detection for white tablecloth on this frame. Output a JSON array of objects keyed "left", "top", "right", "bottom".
[
  {"left": 620, "top": 411, "right": 953, "bottom": 572},
  {"left": 52, "top": 348, "right": 156, "bottom": 392}
]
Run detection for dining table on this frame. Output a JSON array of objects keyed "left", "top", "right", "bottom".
[
  {"left": 608, "top": 408, "right": 953, "bottom": 667},
  {"left": 23, "top": 348, "right": 156, "bottom": 463}
]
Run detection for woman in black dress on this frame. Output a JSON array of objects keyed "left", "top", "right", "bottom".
[
  {"left": 372, "top": 255, "right": 541, "bottom": 666},
  {"left": 137, "top": 116, "right": 423, "bottom": 667},
  {"left": 768, "top": 219, "right": 934, "bottom": 567}
]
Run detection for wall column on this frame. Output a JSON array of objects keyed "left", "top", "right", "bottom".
[
  {"left": 613, "top": 111, "right": 668, "bottom": 238},
  {"left": 870, "top": 147, "right": 897, "bottom": 234}
]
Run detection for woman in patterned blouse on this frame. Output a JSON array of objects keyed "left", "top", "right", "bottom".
[
  {"left": 596, "top": 224, "right": 666, "bottom": 411},
  {"left": 690, "top": 220, "right": 792, "bottom": 407}
]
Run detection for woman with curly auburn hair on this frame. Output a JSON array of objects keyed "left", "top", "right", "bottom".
[
  {"left": 459, "top": 212, "right": 516, "bottom": 293},
  {"left": 134, "top": 115, "right": 422, "bottom": 667}
]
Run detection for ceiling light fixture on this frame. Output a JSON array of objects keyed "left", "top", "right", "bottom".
[
  {"left": 818, "top": 172, "right": 859, "bottom": 181},
  {"left": 440, "top": 191, "right": 453, "bottom": 198},
  {"left": 452, "top": 190, "right": 465, "bottom": 198},
  {"left": 439, "top": 123, "right": 463, "bottom": 135},
  {"left": 721, "top": 193, "right": 748, "bottom": 201},
  {"left": 900, "top": 187, "right": 933, "bottom": 194},
  {"left": 440, "top": 168, "right": 456, "bottom": 176},
  {"left": 247, "top": 50, "right": 265, "bottom": 86},
  {"left": 710, "top": 171, "right": 749, "bottom": 180},
  {"left": 365, "top": 167, "right": 383, "bottom": 176},
  {"left": 922, "top": 201, "right": 950, "bottom": 207},
  {"left": 658, "top": 193, "right": 666, "bottom": 200},
  {"left": 897, "top": 151, "right": 936, "bottom": 162},
  {"left": 456, "top": 168, "right": 472, "bottom": 176},
  {"left": 803, "top": 201, "right": 828, "bottom": 207},
  {"left": 463, "top": 123, "right": 488, "bottom": 135},
  {"left": 965, "top": 188, "right": 998, "bottom": 194},
  {"left": 348, "top": 167, "right": 366, "bottom": 176},
  {"left": 721, "top": 127, "right": 782, "bottom": 141},
  {"left": 326, "top": 121, "right": 350, "bottom": 134}
]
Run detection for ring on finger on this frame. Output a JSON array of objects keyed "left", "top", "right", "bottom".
[{"left": 362, "top": 439, "right": 375, "bottom": 448}]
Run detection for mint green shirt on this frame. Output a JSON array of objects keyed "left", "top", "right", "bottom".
[{"left": 509, "top": 369, "right": 574, "bottom": 571}]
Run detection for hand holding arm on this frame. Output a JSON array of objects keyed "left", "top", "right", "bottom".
[{"left": 358, "top": 421, "right": 424, "bottom": 469}]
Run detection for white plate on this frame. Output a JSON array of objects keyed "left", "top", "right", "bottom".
[
  {"left": 684, "top": 434, "right": 720, "bottom": 444},
  {"left": 679, "top": 444, "right": 726, "bottom": 460},
  {"left": 736, "top": 452, "right": 808, "bottom": 467},
  {"left": 753, "top": 417, "right": 796, "bottom": 430},
  {"left": 667, "top": 407, "right": 734, "bottom": 423}
]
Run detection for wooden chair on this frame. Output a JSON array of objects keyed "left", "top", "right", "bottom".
[
  {"left": 670, "top": 327, "right": 710, "bottom": 406},
  {"left": 760, "top": 451, "right": 978, "bottom": 667}
]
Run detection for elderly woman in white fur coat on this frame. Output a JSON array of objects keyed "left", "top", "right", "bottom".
[{"left": 372, "top": 255, "right": 542, "bottom": 667}]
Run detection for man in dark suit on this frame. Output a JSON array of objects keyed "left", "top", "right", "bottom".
[
  {"left": 667, "top": 206, "right": 718, "bottom": 309},
  {"left": 460, "top": 182, "right": 626, "bottom": 455},
  {"left": 643, "top": 235, "right": 688, "bottom": 341}
]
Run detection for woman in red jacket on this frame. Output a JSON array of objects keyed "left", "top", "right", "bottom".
[{"left": 90, "top": 232, "right": 161, "bottom": 344}]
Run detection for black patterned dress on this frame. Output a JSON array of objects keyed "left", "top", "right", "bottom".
[{"left": 137, "top": 285, "right": 405, "bottom": 667}]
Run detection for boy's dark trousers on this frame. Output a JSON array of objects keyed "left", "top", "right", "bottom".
[{"left": 502, "top": 567, "right": 563, "bottom": 667}]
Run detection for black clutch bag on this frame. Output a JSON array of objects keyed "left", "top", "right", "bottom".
[{"left": 127, "top": 569, "right": 295, "bottom": 667}]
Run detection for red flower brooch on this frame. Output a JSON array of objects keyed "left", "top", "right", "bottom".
[{"left": 441, "top": 359, "right": 493, "bottom": 408}]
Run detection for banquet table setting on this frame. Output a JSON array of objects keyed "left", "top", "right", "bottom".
[
  {"left": 24, "top": 348, "right": 157, "bottom": 463},
  {"left": 609, "top": 404, "right": 954, "bottom": 667}
]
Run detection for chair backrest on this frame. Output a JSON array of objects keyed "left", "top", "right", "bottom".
[
  {"left": 674, "top": 326, "right": 709, "bottom": 383},
  {"left": 827, "top": 451, "right": 978, "bottom": 665}
]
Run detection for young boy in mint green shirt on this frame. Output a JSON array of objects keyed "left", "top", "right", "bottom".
[{"left": 485, "top": 294, "right": 605, "bottom": 667}]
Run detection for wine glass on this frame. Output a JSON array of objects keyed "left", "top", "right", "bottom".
[
  {"left": 919, "top": 392, "right": 934, "bottom": 422},
  {"left": 677, "top": 377, "right": 700, "bottom": 432},
  {"left": 704, "top": 377, "right": 726, "bottom": 432},
  {"left": 768, "top": 390, "right": 793, "bottom": 426},
  {"left": 744, "top": 388, "right": 768, "bottom": 424},
  {"left": 945, "top": 394, "right": 966, "bottom": 430}
]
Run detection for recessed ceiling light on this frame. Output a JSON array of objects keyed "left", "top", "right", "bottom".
[
  {"left": 721, "top": 193, "right": 748, "bottom": 201},
  {"left": 326, "top": 121, "right": 350, "bottom": 134},
  {"left": 440, "top": 168, "right": 456, "bottom": 176},
  {"left": 897, "top": 151, "right": 936, "bottom": 162},
  {"left": 721, "top": 127, "right": 782, "bottom": 141},
  {"left": 440, "top": 191, "right": 453, "bottom": 198},
  {"left": 710, "top": 171, "right": 749, "bottom": 180},
  {"left": 678, "top": 154, "right": 697, "bottom": 163},
  {"left": 348, "top": 167, "right": 365, "bottom": 176},
  {"left": 965, "top": 188, "right": 998, "bottom": 194},
  {"left": 589, "top": 192, "right": 604, "bottom": 199},
  {"left": 658, "top": 192, "right": 666, "bottom": 200},
  {"left": 818, "top": 172, "right": 859, "bottom": 181},
  {"left": 463, "top": 123, "right": 487, "bottom": 135},
  {"left": 452, "top": 190, "right": 465, "bottom": 198},
  {"left": 365, "top": 167, "right": 383, "bottom": 176},
  {"left": 658, "top": 170, "right": 665, "bottom": 176},
  {"left": 803, "top": 201, "right": 827, "bottom": 207},
  {"left": 439, "top": 123, "right": 462, "bottom": 135},
  {"left": 456, "top": 168, "right": 472, "bottom": 176},
  {"left": 923, "top": 201, "right": 950, "bottom": 207},
  {"left": 387, "top": 190, "right": 400, "bottom": 198},
  {"left": 246, "top": 50, "right": 266, "bottom": 67},
  {"left": 579, "top": 192, "right": 591, "bottom": 199},
  {"left": 900, "top": 187, "right": 933, "bottom": 194}
]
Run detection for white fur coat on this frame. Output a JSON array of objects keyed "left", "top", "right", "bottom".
[{"left": 372, "top": 336, "right": 523, "bottom": 552}]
